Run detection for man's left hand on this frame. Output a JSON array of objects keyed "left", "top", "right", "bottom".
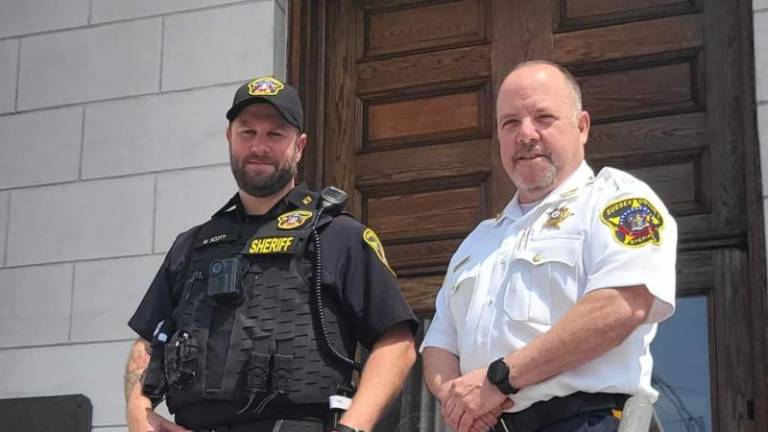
[{"left": 442, "top": 368, "right": 508, "bottom": 432}]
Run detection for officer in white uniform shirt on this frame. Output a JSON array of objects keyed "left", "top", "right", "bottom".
[{"left": 421, "top": 61, "right": 677, "bottom": 432}]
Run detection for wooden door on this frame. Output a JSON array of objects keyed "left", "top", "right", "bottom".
[{"left": 288, "top": 1, "right": 766, "bottom": 430}]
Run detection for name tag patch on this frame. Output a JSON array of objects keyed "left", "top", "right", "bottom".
[
  {"left": 194, "top": 232, "right": 239, "bottom": 249},
  {"left": 247, "top": 236, "right": 297, "bottom": 254}
]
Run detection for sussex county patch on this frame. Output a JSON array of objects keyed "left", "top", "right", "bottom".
[
  {"left": 362, "top": 228, "right": 395, "bottom": 276},
  {"left": 600, "top": 198, "right": 664, "bottom": 247},
  {"left": 247, "top": 76, "right": 284, "bottom": 96},
  {"left": 277, "top": 210, "right": 313, "bottom": 230}
]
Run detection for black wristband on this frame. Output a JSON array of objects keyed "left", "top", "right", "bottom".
[{"left": 337, "top": 423, "right": 365, "bottom": 432}]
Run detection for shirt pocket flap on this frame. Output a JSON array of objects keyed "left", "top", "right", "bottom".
[{"left": 518, "top": 235, "right": 581, "bottom": 267}]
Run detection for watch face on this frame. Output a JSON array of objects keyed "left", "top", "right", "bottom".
[{"left": 487, "top": 358, "right": 508, "bottom": 384}]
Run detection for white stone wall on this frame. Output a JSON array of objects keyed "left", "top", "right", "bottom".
[
  {"left": 0, "top": 0, "right": 286, "bottom": 430},
  {"left": 757, "top": 2, "right": 768, "bottom": 274}
]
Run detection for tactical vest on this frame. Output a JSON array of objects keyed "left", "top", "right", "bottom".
[{"left": 163, "top": 198, "right": 355, "bottom": 413}]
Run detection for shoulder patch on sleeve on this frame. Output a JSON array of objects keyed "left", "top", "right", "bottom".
[
  {"left": 600, "top": 197, "right": 664, "bottom": 247},
  {"left": 362, "top": 228, "right": 396, "bottom": 276}
]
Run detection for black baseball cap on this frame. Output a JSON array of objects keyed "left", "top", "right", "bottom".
[{"left": 226, "top": 76, "right": 303, "bottom": 130}]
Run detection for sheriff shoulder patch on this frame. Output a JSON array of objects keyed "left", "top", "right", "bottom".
[
  {"left": 247, "top": 236, "right": 296, "bottom": 254},
  {"left": 362, "top": 228, "right": 395, "bottom": 276},
  {"left": 247, "top": 76, "right": 284, "bottom": 96},
  {"left": 600, "top": 197, "right": 664, "bottom": 247},
  {"left": 277, "top": 210, "right": 313, "bottom": 230}
]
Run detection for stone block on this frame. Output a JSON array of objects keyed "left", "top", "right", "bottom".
[
  {"left": 0, "top": 340, "right": 134, "bottom": 426},
  {"left": 0, "top": 0, "right": 89, "bottom": 38},
  {"left": 273, "top": 0, "right": 286, "bottom": 80},
  {"left": 18, "top": 19, "right": 161, "bottom": 110},
  {"left": 0, "top": 107, "right": 82, "bottom": 188},
  {"left": 765, "top": 197, "right": 768, "bottom": 273},
  {"left": 72, "top": 254, "right": 164, "bottom": 342},
  {"left": 0, "top": 191, "right": 7, "bottom": 265},
  {"left": 6, "top": 176, "right": 154, "bottom": 266},
  {"left": 162, "top": 2, "right": 276, "bottom": 91},
  {"left": 760, "top": 104, "right": 768, "bottom": 195},
  {"left": 91, "top": 0, "right": 239, "bottom": 23},
  {"left": 0, "top": 39, "right": 18, "bottom": 114},
  {"left": 83, "top": 85, "right": 233, "bottom": 179},
  {"left": 756, "top": 12, "right": 768, "bottom": 102},
  {"left": 0, "top": 264, "right": 73, "bottom": 347},
  {"left": 155, "top": 165, "right": 235, "bottom": 252}
]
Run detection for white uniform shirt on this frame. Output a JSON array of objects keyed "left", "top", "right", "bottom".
[{"left": 421, "top": 162, "right": 677, "bottom": 412}]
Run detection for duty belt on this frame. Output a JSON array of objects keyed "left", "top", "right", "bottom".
[
  {"left": 196, "top": 418, "right": 326, "bottom": 432},
  {"left": 495, "top": 392, "right": 629, "bottom": 432}
]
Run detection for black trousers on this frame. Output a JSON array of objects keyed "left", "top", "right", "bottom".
[
  {"left": 497, "top": 409, "right": 620, "bottom": 432},
  {"left": 195, "top": 418, "right": 326, "bottom": 432},
  {"left": 495, "top": 392, "right": 628, "bottom": 432}
]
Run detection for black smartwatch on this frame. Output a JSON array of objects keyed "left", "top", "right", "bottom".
[
  {"left": 486, "top": 357, "right": 519, "bottom": 395},
  {"left": 337, "top": 423, "right": 365, "bottom": 432}
]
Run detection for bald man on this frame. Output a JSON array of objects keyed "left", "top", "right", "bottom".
[{"left": 421, "top": 61, "right": 677, "bottom": 432}]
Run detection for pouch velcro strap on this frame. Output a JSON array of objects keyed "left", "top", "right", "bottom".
[
  {"left": 272, "top": 354, "right": 294, "bottom": 394},
  {"left": 245, "top": 353, "right": 271, "bottom": 393}
]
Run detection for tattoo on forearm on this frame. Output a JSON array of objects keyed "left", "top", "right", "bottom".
[
  {"left": 124, "top": 369, "right": 146, "bottom": 400},
  {"left": 124, "top": 340, "right": 151, "bottom": 401}
]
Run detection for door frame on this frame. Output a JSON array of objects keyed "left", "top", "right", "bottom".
[
  {"left": 285, "top": 0, "right": 768, "bottom": 429},
  {"left": 287, "top": 1, "right": 326, "bottom": 190}
]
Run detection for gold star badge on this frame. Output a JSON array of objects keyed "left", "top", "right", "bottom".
[{"left": 543, "top": 206, "right": 573, "bottom": 229}]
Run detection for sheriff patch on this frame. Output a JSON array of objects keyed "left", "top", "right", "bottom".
[
  {"left": 247, "top": 76, "right": 284, "bottom": 96},
  {"left": 277, "top": 210, "right": 313, "bottom": 230},
  {"left": 600, "top": 197, "right": 664, "bottom": 247},
  {"left": 247, "top": 236, "right": 296, "bottom": 254},
  {"left": 362, "top": 228, "right": 395, "bottom": 276}
]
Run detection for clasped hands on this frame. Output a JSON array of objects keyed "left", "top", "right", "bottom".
[{"left": 439, "top": 368, "right": 515, "bottom": 432}]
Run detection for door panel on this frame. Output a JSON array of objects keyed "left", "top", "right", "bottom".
[{"left": 363, "top": 0, "right": 488, "bottom": 58}]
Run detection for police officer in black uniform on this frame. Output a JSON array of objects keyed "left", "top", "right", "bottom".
[{"left": 124, "top": 76, "right": 418, "bottom": 432}]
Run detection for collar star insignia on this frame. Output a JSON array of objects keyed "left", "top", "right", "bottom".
[
  {"left": 302, "top": 195, "right": 313, "bottom": 206},
  {"left": 543, "top": 206, "right": 574, "bottom": 229}
]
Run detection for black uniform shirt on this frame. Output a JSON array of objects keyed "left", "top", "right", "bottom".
[{"left": 129, "top": 184, "right": 417, "bottom": 351}]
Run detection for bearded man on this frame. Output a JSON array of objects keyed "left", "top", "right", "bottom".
[{"left": 124, "top": 76, "right": 417, "bottom": 432}]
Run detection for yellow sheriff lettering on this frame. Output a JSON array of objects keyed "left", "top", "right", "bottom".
[{"left": 248, "top": 237, "right": 294, "bottom": 254}]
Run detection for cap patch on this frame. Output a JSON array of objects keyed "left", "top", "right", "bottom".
[
  {"left": 277, "top": 210, "right": 313, "bottom": 230},
  {"left": 600, "top": 197, "right": 664, "bottom": 247},
  {"left": 362, "top": 228, "right": 395, "bottom": 276},
  {"left": 247, "top": 76, "right": 284, "bottom": 96}
]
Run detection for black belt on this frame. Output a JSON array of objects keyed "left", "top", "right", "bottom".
[
  {"left": 196, "top": 418, "right": 326, "bottom": 432},
  {"left": 496, "top": 392, "right": 629, "bottom": 432}
]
